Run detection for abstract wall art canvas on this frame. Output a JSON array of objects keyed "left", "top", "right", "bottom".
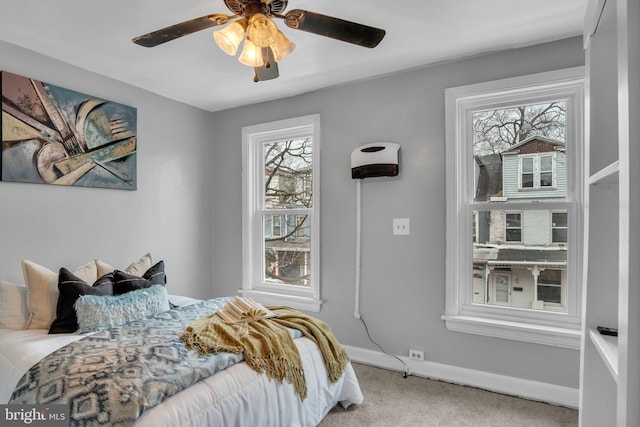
[{"left": 1, "top": 71, "right": 137, "bottom": 190}]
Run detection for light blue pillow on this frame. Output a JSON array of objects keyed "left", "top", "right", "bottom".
[{"left": 75, "top": 284, "right": 170, "bottom": 333}]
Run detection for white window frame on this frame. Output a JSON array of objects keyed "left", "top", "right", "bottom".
[
  {"left": 472, "top": 211, "right": 479, "bottom": 243},
  {"left": 518, "top": 153, "right": 557, "bottom": 190},
  {"left": 271, "top": 215, "right": 282, "bottom": 238},
  {"left": 551, "top": 211, "right": 568, "bottom": 244},
  {"left": 241, "top": 114, "right": 322, "bottom": 312},
  {"left": 505, "top": 211, "right": 523, "bottom": 243},
  {"left": 443, "top": 68, "right": 584, "bottom": 349},
  {"left": 538, "top": 154, "right": 556, "bottom": 188},
  {"left": 537, "top": 268, "right": 564, "bottom": 307}
]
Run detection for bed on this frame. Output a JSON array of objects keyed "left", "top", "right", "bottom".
[{"left": 0, "top": 256, "right": 363, "bottom": 426}]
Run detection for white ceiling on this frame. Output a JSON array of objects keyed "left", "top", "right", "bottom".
[{"left": 0, "top": 0, "right": 588, "bottom": 112}]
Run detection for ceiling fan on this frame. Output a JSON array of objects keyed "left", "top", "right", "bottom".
[{"left": 132, "top": 0, "right": 386, "bottom": 82}]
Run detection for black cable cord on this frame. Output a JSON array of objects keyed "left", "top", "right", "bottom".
[{"left": 359, "top": 314, "right": 409, "bottom": 378}]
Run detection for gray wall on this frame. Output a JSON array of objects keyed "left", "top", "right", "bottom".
[
  {"left": 0, "top": 36, "right": 586, "bottom": 390},
  {"left": 211, "top": 37, "right": 585, "bottom": 388},
  {"left": 0, "top": 41, "right": 216, "bottom": 299}
]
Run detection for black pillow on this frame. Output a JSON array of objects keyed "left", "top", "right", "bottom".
[
  {"left": 48, "top": 268, "right": 114, "bottom": 334},
  {"left": 113, "top": 261, "right": 166, "bottom": 295}
]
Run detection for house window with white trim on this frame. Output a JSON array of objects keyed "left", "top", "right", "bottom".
[
  {"left": 505, "top": 212, "right": 522, "bottom": 242},
  {"left": 521, "top": 157, "right": 535, "bottom": 188},
  {"left": 519, "top": 154, "right": 557, "bottom": 189},
  {"left": 271, "top": 215, "right": 282, "bottom": 237},
  {"left": 242, "top": 114, "right": 321, "bottom": 312},
  {"left": 537, "top": 268, "right": 564, "bottom": 305},
  {"left": 540, "top": 155, "right": 554, "bottom": 187},
  {"left": 472, "top": 211, "right": 479, "bottom": 243},
  {"left": 552, "top": 212, "right": 568, "bottom": 243},
  {"left": 443, "top": 68, "right": 584, "bottom": 349}
]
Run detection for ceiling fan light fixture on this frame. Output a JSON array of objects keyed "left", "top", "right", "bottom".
[
  {"left": 270, "top": 30, "right": 296, "bottom": 62},
  {"left": 238, "top": 38, "right": 265, "bottom": 67},
  {"left": 133, "top": 3, "right": 388, "bottom": 81},
  {"left": 213, "top": 18, "right": 248, "bottom": 56},
  {"left": 247, "top": 13, "right": 278, "bottom": 48}
]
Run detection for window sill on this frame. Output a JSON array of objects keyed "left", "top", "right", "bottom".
[
  {"left": 239, "top": 289, "right": 322, "bottom": 313},
  {"left": 441, "top": 314, "right": 581, "bottom": 349},
  {"left": 517, "top": 187, "right": 558, "bottom": 192}
]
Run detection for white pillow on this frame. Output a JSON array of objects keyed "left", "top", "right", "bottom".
[
  {"left": 22, "top": 259, "right": 97, "bottom": 330},
  {"left": 0, "top": 281, "right": 29, "bottom": 329},
  {"left": 95, "top": 253, "right": 152, "bottom": 277}
]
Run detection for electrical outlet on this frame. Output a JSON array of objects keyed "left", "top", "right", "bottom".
[
  {"left": 393, "top": 218, "right": 410, "bottom": 235},
  {"left": 409, "top": 349, "right": 424, "bottom": 361}
]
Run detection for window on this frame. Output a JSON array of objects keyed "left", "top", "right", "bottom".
[
  {"left": 505, "top": 212, "right": 522, "bottom": 242},
  {"left": 552, "top": 212, "right": 568, "bottom": 243},
  {"left": 271, "top": 216, "right": 282, "bottom": 237},
  {"left": 443, "top": 68, "right": 584, "bottom": 349},
  {"left": 537, "top": 269, "right": 563, "bottom": 305},
  {"left": 540, "top": 155, "right": 554, "bottom": 187},
  {"left": 242, "top": 114, "right": 321, "bottom": 312},
  {"left": 519, "top": 154, "right": 557, "bottom": 189},
  {"left": 472, "top": 211, "right": 479, "bottom": 243},
  {"left": 521, "top": 157, "right": 535, "bottom": 188}
]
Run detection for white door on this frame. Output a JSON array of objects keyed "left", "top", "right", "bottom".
[{"left": 494, "top": 273, "right": 511, "bottom": 306}]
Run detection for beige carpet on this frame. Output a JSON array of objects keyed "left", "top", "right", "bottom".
[{"left": 319, "top": 363, "right": 578, "bottom": 427}]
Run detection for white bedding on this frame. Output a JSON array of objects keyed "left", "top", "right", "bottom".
[
  {"left": 0, "top": 328, "right": 85, "bottom": 403},
  {"left": 0, "top": 297, "right": 363, "bottom": 426}
]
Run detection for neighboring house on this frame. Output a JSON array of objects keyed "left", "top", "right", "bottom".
[{"left": 473, "top": 136, "right": 568, "bottom": 311}]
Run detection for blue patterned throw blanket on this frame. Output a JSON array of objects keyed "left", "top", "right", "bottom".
[{"left": 10, "top": 297, "right": 254, "bottom": 426}]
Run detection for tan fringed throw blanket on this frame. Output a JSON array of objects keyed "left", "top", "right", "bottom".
[{"left": 179, "top": 306, "right": 349, "bottom": 401}]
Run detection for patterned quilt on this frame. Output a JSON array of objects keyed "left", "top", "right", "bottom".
[{"left": 9, "top": 297, "right": 264, "bottom": 426}]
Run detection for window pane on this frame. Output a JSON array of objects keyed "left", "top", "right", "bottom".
[
  {"left": 540, "top": 156, "right": 553, "bottom": 171},
  {"left": 538, "top": 285, "right": 562, "bottom": 304},
  {"left": 552, "top": 212, "right": 568, "bottom": 243},
  {"left": 506, "top": 229, "right": 522, "bottom": 241},
  {"left": 505, "top": 213, "right": 522, "bottom": 242},
  {"left": 552, "top": 212, "right": 568, "bottom": 227},
  {"left": 539, "top": 269, "right": 562, "bottom": 285},
  {"left": 469, "top": 101, "right": 569, "bottom": 312},
  {"left": 522, "top": 173, "right": 534, "bottom": 188},
  {"left": 552, "top": 229, "right": 567, "bottom": 242},
  {"left": 522, "top": 157, "right": 534, "bottom": 173},
  {"left": 264, "top": 138, "right": 313, "bottom": 209},
  {"left": 472, "top": 101, "right": 566, "bottom": 202},
  {"left": 263, "top": 215, "right": 310, "bottom": 287},
  {"left": 473, "top": 210, "right": 568, "bottom": 312},
  {"left": 506, "top": 213, "right": 521, "bottom": 227},
  {"left": 272, "top": 216, "right": 281, "bottom": 237}
]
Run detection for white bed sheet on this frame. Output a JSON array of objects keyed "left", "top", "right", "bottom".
[
  {"left": 0, "top": 300, "right": 363, "bottom": 426},
  {"left": 0, "top": 328, "right": 87, "bottom": 404},
  {"left": 135, "top": 337, "right": 363, "bottom": 427}
]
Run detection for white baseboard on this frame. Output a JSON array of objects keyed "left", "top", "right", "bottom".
[{"left": 343, "top": 344, "right": 579, "bottom": 409}]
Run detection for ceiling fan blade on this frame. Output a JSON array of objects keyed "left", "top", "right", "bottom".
[
  {"left": 132, "top": 14, "right": 233, "bottom": 47},
  {"left": 283, "top": 9, "right": 385, "bottom": 48},
  {"left": 254, "top": 48, "right": 280, "bottom": 82}
]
